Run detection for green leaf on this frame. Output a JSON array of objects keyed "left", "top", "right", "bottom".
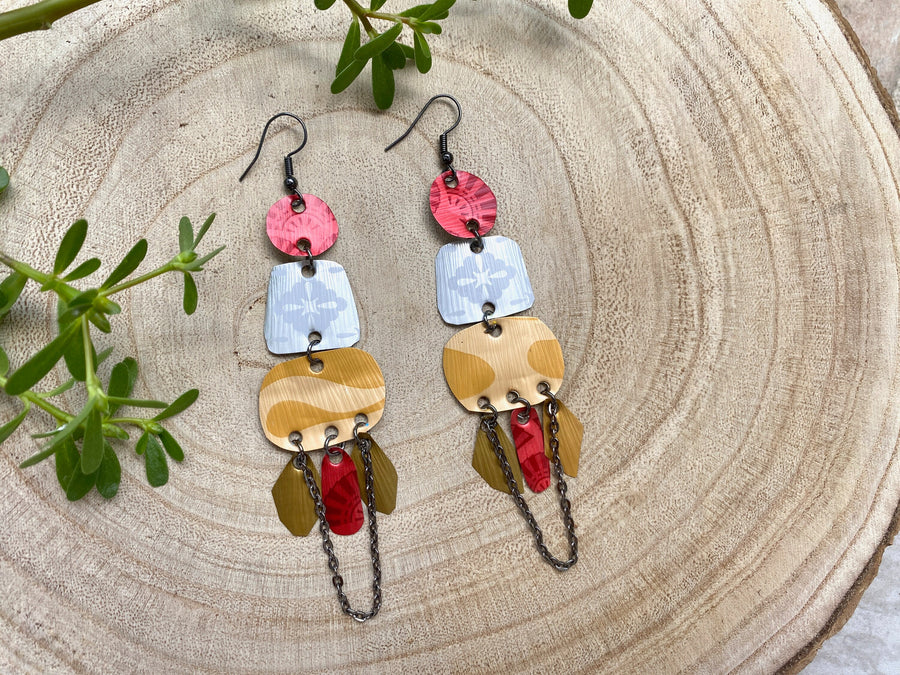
[
  {"left": 19, "top": 400, "right": 94, "bottom": 468},
  {"left": 568, "top": 0, "right": 593, "bottom": 19},
  {"left": 417, "top": 21, "right": 442, "bottom": 34},
  {"left": 371, "top": 54, "right": 395, "bottom": 110},
  {"left": 193, "top": 245, "right": 226, "bottom": 268},
  {"left": 331, "top": 57, "right": 368, "bottom": 94},
  {"left": 354, "top": 22, "right": 403, "bottom": 61},
  {"left": 101, "top": 239, "right": 148, "bottom": 289},
  {"left": 337, "top": 18, "right": 362, "bottom": 75},
  {"left": 178, "top": 216, "right": 193, "bottom": 253},
  {"left": 4, "top": 320, "right": 80, "bottom": 395},
  {"left": 419, "top": 0, "right": 456, "bottom": 20},
  {"left": 101, "top": 424, "right": 129, "bottom": 440},
  {"left": 107, "top": 357, "right": 138, "bottom": 415},
  {"left": 182, "top": 273, "right": 198, "bottom": 315},
  {"left": 144, "top": 434, "right": 169, "bottom": 487},
  {"left": 0, "top": 271, "right": 27, "bottom": 320},
  {"left": 158, "top": 429, "right": 184, "bottom": 462},
  {"left": 61, "top": 317, "right": 94, "bottom": 382},
  {"left": 0, "top": 345, "right": 8, "bottom": 376},
  {"left": 96, "top": 443, "right": 121, "bottom": 499},
  {"left": 136, "top": 431, "right": 148, "bottom": 455},
  {"left": 153, "top": 388, "right": 199, "bottom": 421},
  {"left": 88, "top": 312, "right": 112, "bottom": 333},
  {"left": 63, "top": 257, "right": 101, "bottom": 282},
  {"left": 370, "top": 0, "right": 388, "bottom": 10},
  {"left": 315, "top": 0, "right": 337, "bottom": 8},
  {"left": 399, "top": 4, "right": 430, "bottom": 17},
  {"left": 0, "top": 403, "right": 29, "bottom": 445},
  {"left": 193, "top": 213, "right": 215, "bottom": 248},
  {"left": 66, "top": 462, "right": 97, "bottom": 501},
  {"left": 413, "top": 31, "right": 432, "bottom": 73},
  {"left": 0, "top": 166, "right": 8, "bottom": 195},
  {"left": 383, "top": 42, "right": 406, "bottom": 70},
  {"left": 81, "top": 406, "right": 104, "bottom": 474},
  {"left": 399, "top": 42, "right": 415, "bottom": 60},
  {"left": 54, "top": 436, "right": 79, "bottom": 489},
  {"left": 107, "top": 396, "right": 168, "bottom": 409},
  {"left": 53, "top": 219, "right": 88, "bottom": 275}
]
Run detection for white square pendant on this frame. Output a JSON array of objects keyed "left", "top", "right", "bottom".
[
  {"left": 435, "top": 236, "right": 535, "bottom": 325},
  {"left": 264, "top": 261, "right": 360, "bottom": 354}
]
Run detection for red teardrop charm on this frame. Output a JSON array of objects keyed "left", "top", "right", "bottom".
[
  {"left": 510, "top": 406, "right": 550, "bottom": 493},
  {"left": 320, "top": 449, "right": 364, "bottom": 535},
  {"left": 430, "top": 170, "right": 497, "bottom": 238}
]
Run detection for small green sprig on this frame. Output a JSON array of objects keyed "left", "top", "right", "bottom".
[
  {"left": 325, "top": 0, "right": 457, "bottom": 109},
  {"left": 0, "top": 214, "right": 224, "bottom": 500}
]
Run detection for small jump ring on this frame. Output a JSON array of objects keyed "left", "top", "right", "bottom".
[
  {"left": 323, "top": 431, "right": 342, "bottom": 458},
  {"left": 508, "top": 390, "right": 533, "bottom": 424},
  {"left": 306, "top": 337, "right": 323, "bottom": 369}
]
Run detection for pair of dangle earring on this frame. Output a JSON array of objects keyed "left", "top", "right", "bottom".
[
  {"left": 387, "top": 95, "right": 582, "bottom": 571},
  {"left": 240, "top": 113, "right": 397, "bottom": 621}
]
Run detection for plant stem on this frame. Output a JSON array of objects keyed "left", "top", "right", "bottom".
[
  {"left": 0, "top": 0, "right": 102, "bottom": 41},
  {"left": 340, "top": 0, "right": 418, "bottom": 36},
  {"left": 341, "top": 0, "right": 376, "bottom": 34},
  {"left": 81, "top": 317, "right": 101, "bottom": 397},
  {"left": 104, "top": 262, "right": 176, "bottom": 296},
  {"left": 0, "top": 252, "right": 78, "bottom": 301},
  {"left": 0, "top": 372, "right": 71, "bottom": 422}
]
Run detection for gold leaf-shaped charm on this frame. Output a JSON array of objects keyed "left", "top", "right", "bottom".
[
  {"left": 271, "top": 455, "right": 321, "bottom": 536},
  {"left": 473, "top": 425, "right": 524, "bottom": 494},
  {"left": 351, "top": 433, "right": 398, "bottom": 515},
  {"left": 544, "top": 399, "right": 583, "bottom": 477}
]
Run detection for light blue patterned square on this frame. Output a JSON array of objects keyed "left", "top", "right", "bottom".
[
  {"left": 264, "top": 261, "right": 360, "bottom": 354},
  {"left": 435, "top": 236, "right": 535, "bottom": 325}
]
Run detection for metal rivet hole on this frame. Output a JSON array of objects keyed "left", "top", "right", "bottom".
[{"left": 291, "top": 199, "right": 306, "bottom": 214}]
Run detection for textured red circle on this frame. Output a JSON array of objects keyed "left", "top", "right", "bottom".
[
  {"left": 429, "top": 170, "right": 497, "bottom": 238},
  {"left": 266, "top": 194, "right": 339, "bottom": 256}
]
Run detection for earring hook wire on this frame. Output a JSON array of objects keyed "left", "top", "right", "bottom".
[
  {"left": 383, "top": 94, "right": 462, "bottom": 153},
  {"left": 239, "top": 112, "right": 309, "bottom": 183}
]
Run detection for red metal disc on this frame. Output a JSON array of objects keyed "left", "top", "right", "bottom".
[
  {"left": 429, "top": 170, "right": 497, "bottom": 238},
  {"left": 321, "top": 449, "right": 364, "bottom": 536},
  {"left": 266, "top": 194, "right": 339, "bottom": 256},
  {"left": 510, "top": 406, "right": 551, "bottom": 493}
]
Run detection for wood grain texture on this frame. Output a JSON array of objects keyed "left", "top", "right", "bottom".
[{"left": 1, "top": 0, "right": 899, "bottom": 671}]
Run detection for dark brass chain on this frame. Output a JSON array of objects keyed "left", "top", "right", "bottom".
[
  {"left": 291, "top": 432, "right": 382, "bottom": 622},
  {"left": 479, "top": 390, "right": 578, "bottom": 571}
]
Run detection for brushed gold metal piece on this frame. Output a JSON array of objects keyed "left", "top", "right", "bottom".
[
  {"left": 351, "top": 433, "right": 398, "bottom": 515},
  {"left": 473, "top": 425, "right": 524, "bottom": 494},
  {"left": 259, "top": 348, "right": 385, "bottom": 450},
  {"left": 544, "top": 399, "right": 583, "bottom": 477},
  {"left": 442, "top": 317, "right": 565, "bottom": 412},
  {"left": 271, "top": 455, "right": 321, "bottom": 537}
]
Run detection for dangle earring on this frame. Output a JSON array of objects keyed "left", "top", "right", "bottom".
[
  {"left": 240, "top": 113, "right": 397, "bottom": 620},
  {"left": 386, "top": 95, "right": 581, "bottom": 571}
]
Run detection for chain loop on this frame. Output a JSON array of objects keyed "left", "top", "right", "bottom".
[
  {"left": 479, "top": 392, "right": 578, "bottom": 571},
  {"left": 290, "top": 430, "right": 383, "bottom": 621}
]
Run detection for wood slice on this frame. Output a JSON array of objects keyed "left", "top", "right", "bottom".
[{"left": 0, "top": 0, "right": 899, "bottom": 671}]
